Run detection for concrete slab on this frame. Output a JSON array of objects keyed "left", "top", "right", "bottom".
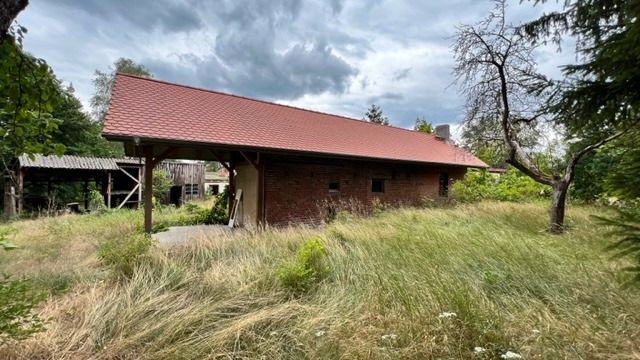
[{"left": 152, "top": 225, "right": 231, "bottom": 246}]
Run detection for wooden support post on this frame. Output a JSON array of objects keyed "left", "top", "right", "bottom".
[
  {"left": 257, "top": 153, "right": 265, "bottom": 227},
  {"left": 83, "top": 179, "right": 89, "bottom": 211},
  {"left": 107, "top": 172, "right": 112, "bottom": 209},
  {"left": 143, "top": 146, "right": 154, "bottom": 233},
  {"left": 16, "top": 169, "right": 24, "bottom": 215},
  {"left": 228, "top": 161, "right": 235, "bottom": 216},
  {"left": 137, "top": 166, "right": 142, "bottom": 208},
  {"left": 4, "top": 173, "right": 15, "bottom": 218}
]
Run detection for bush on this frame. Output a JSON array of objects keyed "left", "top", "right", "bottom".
[
  {"left": 97, "top": 233, "right": 154, "bottom": 279},
  {"left": 275, "top": 237, "right": 328, "bottom": 294},
  {"left": 88, "top": 189, "right": 106, "bottom": 213},
  {"left": 452, "top": 168, "right": 549, "bottom": 203},
  {"left": 0, "top": 276, "right": 45, "bottom": 344},
  {"left": 151, "top": 169, "right": 173, "bottom": 204}
]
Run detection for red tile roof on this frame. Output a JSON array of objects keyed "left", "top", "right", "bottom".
[{"left": 103, "top": 74, "right": 487, "bottom": 168}]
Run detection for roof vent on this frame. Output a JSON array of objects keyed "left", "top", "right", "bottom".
[{"left": 435, "top": 124, "right": 451, "bottom": 142}]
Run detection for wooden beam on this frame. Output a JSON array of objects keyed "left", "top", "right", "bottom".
[
  {"left": 143, "top": 146, "right": 154, "bottom": 233},
  {"left": 207, "top": 149, "right": 231, "bottom": 171},
  {"left": 150, "top": 147, "right": 177, "bottom": 167},
  {"left": 240, "top": 151, "right": 259, "bottom": 170}
]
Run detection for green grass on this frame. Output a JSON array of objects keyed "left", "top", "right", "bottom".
[{"left": 0, "top": 201, "right": 638, "bottom": 359}]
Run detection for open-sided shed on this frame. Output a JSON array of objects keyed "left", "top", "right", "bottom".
[{"left": 102, "top": 73, "right": 487, "bottom": 232}]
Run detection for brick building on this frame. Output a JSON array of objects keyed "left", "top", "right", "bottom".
[{"left": 102, "top": 74, "right": 486, "bottom": 231}]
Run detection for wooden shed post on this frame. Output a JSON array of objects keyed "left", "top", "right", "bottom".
[
  {"left": 16, "top": 168, "right": 24, "bottom": 215},
  {"left": 228, "top": 161, "right": 235, "bottom": 215},
  {"left": 106, "top": 172, "right": 112, "bottom": 209},
  {"left": 143, "top": 146, "right": 154, "bottom": 233}
]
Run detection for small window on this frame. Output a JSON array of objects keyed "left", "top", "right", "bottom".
[
  {"left": 371, "top": 179, "right": 385, "bottom": 193},
  {"left": 439, "top": 173, "right": 449, "bottom": 197},
  {"left": 329, "top": 181, "right": 340, "bottom": 192},
  {"left": 185, "top": 184, "right": 199, "bottom": 196}
]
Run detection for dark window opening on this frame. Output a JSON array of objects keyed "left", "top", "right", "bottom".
[
  {"left": 329, "top": 181, "right": 340, "bottom": 192},
  {"left": 209, "top": 184, "right": 219, "bottom": 195},
  {"left": 439, "top": 173, "right": 449, "bottom": 197},
  {"left": 371, "top": 179, "right": 385, "bottom": 193}
]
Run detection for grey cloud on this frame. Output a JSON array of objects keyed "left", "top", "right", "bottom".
[
  {"left": 148, "top": 0, "right": 357, "bottom": 100},
  {"left": 55, "top": 0, "right": 203, "bottom": 33},
  {"left": 393, "top": 67, "right": 412, "bottom": 81}
]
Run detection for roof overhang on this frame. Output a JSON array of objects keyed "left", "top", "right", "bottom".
[{"left": 106, "top": 133, "right": 488, "bottom": 169}]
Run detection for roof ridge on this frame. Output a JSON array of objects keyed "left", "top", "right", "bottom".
[{"left": 114, "top": 72, "right": 440, "bottom": 139}]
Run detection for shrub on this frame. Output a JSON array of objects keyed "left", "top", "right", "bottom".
[
  {"left": 97, "top": 233, "right": 154, "bottom": 279},
  {"left": 275, "top": 237, "right": 328, "bottom": 294},
  {"left": 0, "top": 276, "right": 45, "bottom": 344},
  {"left": 88, "top": 189, "right": 106, "bottom": 213},
  {"left": 452, "top": 168, "right": 549, "bottom": 203},
  {"left": 597, "top": 201, "right": 640, "bottom": 284},
  {"left": 151, "top": 169, "right": 173, "bottom": 204}
]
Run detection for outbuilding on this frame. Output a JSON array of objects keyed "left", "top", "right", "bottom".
[{"left": 102, "top": 74, "right": 487, "bottom": 231}]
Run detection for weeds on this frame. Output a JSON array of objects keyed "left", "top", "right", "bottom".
[
  {"left": 97, "top": 233, "right": 154, "bottom": 279},
  {"left": 275, "top": 237, "right": 328, "bottom": 294},
  {"left": 0, "top": 202, "right": 639, "bottom": 359}
]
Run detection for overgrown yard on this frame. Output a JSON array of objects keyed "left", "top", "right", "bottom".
[{"left": 0, "top": 202, "right": 638, "bottom": 359}]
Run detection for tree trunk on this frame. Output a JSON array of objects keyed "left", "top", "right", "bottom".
[{"left": 549, "top": 181, "right": 569, "bottom": 234}]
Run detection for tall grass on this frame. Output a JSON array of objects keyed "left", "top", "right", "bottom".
[{"left": 1, "top": 202, "right": 638, "bottom": 359}]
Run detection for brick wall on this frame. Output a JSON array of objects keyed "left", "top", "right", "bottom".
[{"left": 263, "top": 155, "right": 466, "bottom": 225}]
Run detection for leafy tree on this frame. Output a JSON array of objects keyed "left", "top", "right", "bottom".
[
  {"left": 1, "top": 25, "right": 65, "bottom": 215},
  {"left": 91, "top": 58, "right": 152, "bottom": 122},
  {"left": 205, "top": 161, "right": 222, "bottom": 172},
  {"left": 413, "top": 116, "right": 434, "bottom": 133},
  {"left": 522, "top": 0, "right": 640, "bottom": 275},
  {"left": 453, "top": 1, "right": 626, "bottom": 233},
  {"left": 53, "top": 85, "right": 122, "bottom": 157},
  {"left": 364, "top": 104, "right": 389, "bottom": 125}
]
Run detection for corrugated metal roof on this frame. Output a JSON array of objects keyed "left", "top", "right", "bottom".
[
  {"left": 18, "top": 154, "right": 141, "bottom": 170},
  {"left": 103, "top": 74, "right": 488, "bottom": 168}
]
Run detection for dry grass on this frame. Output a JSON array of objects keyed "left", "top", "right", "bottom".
[{"left": 1, "top": 202, "right": 639, "bottom": 359}]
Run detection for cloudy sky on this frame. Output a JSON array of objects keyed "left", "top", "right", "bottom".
[{"left": 16, "top": 0, "right": 568, "bottom": 130}]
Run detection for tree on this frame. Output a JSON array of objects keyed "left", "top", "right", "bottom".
[
  {"left": 91, "top": 58, "right": 152, "bottom": 121},
  {"left": 0, "top": 0, "right": 28, "bottom": 41},
  {"left": 364, "top": 104, "right": 389, "bottom": 125},
  {"left": 413, "top": 116, "right": 434, "bottom": 133},
  {"left": 453, "top": 1, "right": 627, "bottom": 233},
  {"left": 1, "top": 25, "right": 65, "bottom": 216},
  {"left": 53, "top": 85, "right": 123, "bottom": 157}
]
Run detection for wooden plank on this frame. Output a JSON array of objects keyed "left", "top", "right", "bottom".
[
  {"left": 117, "top": 184, "right": 140, "bottom": 209},
  {"left": 228, "top": 189, "right": 242, "bottom": 228}
]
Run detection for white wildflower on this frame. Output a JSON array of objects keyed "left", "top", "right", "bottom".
[
  {"left": 474, "top": 346, "right": 487, "bottom": 354},
  {"left": 438, "top": 311, "right": 457, "bottom": 319},
  {"left": 501, "top": 351, "right": 523, "bottom": 359},
  {"left": 315, "top": 330, "right": 326, "bottom": 337},
  {"left": 381, "top": 334, "right": 398, "bottom": 341}
]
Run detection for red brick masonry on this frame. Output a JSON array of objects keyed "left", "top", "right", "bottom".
[{"left": 263, "top": 156, "right": 466, "bottom": 225}]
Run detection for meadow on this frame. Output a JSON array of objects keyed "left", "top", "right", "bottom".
[{"left": 0, "top": 201, "right": 638, "bottom": 359}]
